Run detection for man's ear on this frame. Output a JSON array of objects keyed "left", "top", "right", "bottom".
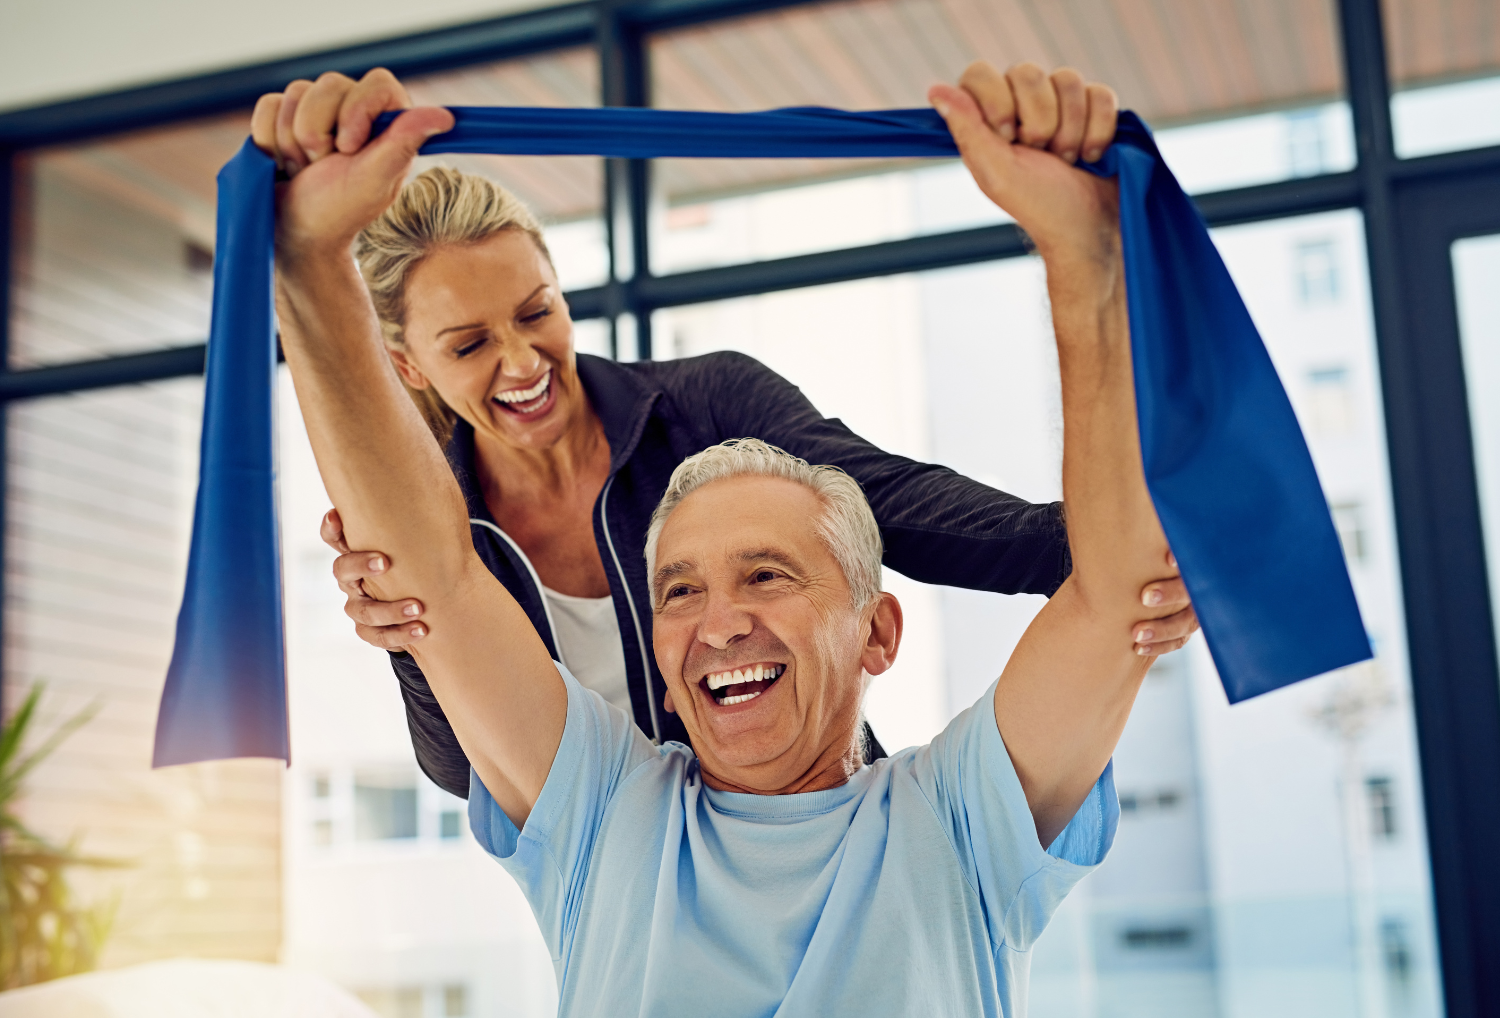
[
  {"left": 388, "top": 347, "right": 431, "bottom": 390},
  {"left": 861, "top": 592, "right": 903, "bottom": 677}
]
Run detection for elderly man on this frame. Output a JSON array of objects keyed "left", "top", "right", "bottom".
[{"left": 275, "top": 60, "right": 1178, "bottom": 1017}]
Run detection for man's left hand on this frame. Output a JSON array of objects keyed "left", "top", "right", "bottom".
[{"left": 929, "top": 61, "right": 1120, "bottom": 273}]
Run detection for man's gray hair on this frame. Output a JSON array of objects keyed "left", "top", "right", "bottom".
[{"left": 644, "top": 438, "right": 884, "bottom": 608}]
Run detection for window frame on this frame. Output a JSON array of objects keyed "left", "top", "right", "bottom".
[{"left": 2, "top": 0, "right": 1498, "bottom": 1012}]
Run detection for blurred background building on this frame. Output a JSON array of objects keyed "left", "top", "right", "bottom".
[{"left": 1, "top": 0, "right": 1498, "bottom": 1016}]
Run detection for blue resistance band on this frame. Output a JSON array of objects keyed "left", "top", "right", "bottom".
[{"left": 152, "top": 106, "right": 1370, "bottom": 767}]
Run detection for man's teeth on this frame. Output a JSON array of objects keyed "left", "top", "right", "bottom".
[
  {"left": 721, "top": 691, "right": 762, "bottom": 705},
  {"left": 705, "top": 664, "right": 783, "bottom": 691},
  {"left": 494, "top": 371, "right": 551, "bottom": 405}
]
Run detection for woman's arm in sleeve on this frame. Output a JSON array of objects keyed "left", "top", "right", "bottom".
[{"left": 690, "top": 350, "right": 1071, "bottom": 596}]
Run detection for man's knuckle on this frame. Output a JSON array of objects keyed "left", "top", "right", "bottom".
[{"left": 1009, "top": 62, "right": 1046, "bottom": 85}]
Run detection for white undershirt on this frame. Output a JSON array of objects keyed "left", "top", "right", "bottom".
[{"left": 540, "top": 585, "right": 632, "bottom": 715}]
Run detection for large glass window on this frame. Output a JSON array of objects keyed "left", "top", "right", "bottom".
[
  {"left": 8, "top": 115, "right": 245, "bottom": 368},
  {"left": 1383, "top": 0, "right": 1500, "bottom": 157},
  {"left": 4, "top": 378, "right": 284, "bottom": 965},
  {"left": 1454, "top": 234, "right": 1500, "bottom": 671},
  {"left": 5, "top": 49, "right": 609, "bottom": 372},
  {"left": 648, "top": 0, "right": 1352, "bottom": 272}
]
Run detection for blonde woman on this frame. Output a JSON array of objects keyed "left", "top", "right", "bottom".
[{"left": 254, "top": 67, "right": 1198, "bottom": 797}]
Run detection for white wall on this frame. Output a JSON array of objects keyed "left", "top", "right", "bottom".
[{"left": 0, "top": 0, "right": 550, "bottom": 114}]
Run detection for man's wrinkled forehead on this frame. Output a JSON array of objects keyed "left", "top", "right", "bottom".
[{"left": 651, "top": 476, "right": 827, "bottom": 598}]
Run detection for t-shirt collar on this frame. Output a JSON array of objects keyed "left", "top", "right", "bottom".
[{"left": 700, "top": 762, "right": 875, "bottom": 819}]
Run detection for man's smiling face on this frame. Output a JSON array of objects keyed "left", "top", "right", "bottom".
[{"left": 650, "top": 474, "right": 901, "bottom": 795}]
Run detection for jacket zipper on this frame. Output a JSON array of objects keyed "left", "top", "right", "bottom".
[
  {"left": 468, "top": 518, "right": 562, "bottom": 658},
  {"left": 600, "top": 475, "right": 662, "bottom": 744}
]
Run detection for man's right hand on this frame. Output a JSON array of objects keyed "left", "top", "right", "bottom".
[
  {"left": 322, "top": 508, "right": 428, "bottom": 652},
  {"left": 250, "top": 68, "right": 453, "bottom": 256}
]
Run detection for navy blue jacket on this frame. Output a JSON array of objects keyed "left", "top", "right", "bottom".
[{"left": 393, "top": 351, "right": 1070, "bottom": 798}]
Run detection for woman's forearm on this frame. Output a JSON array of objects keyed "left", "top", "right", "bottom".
[{"left": 275, "top": 247, "right": 474, "bottom": 603}]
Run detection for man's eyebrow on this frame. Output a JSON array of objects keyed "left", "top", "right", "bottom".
[
  {"left": 434, "top": 285, "right": 551, "bottom": 338},
  {"left": 652, "top": 560, "right": 693, "bottom": 592},
  {"left": 735, "top": 548, "right": 802, "bottom": 572},
  {"left": 652, "top": 548, "right": 803, "bottom": 596}
]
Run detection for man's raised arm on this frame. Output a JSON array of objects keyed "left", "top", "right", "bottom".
[
  {"left": 931, "top": 63, "right": 1178, "bottom": 847},
  {"left": 255, "top": 71, "right": 565, "bottom": 826}
]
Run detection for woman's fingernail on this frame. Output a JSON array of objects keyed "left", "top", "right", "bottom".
[
  {"left": 1062, "top": 150, "right": 1077, "bottom": 163},
  {"left": 932, "top": 99, "right": 951, "bottom": 118},
  {"left": 1168, "top": 551, "right": 1178, "bottom": 568},
  {"left": 999, "top": 122, "right": 1016, "bottom": 141},
  {"left": 368, "top": 556, "right": 385, "bottom": 573},
  {"left": 410, "top": 625, "right": 426, "bottom": 639},
  {"left": 1085, "top": 148, "right": 1102, "bottom": 162},
  {"left": 1137, "top": 629, "right": 1154, "bottom": 643},
  {"left": 1136, "top": 644, "right": 1153, "bottom": 656},
  {"left": 1144, "top": 588, "right": 1162, "bottom": 606},
  {"left": 403, "top": 603, "right": 420, "bottom": 617}
]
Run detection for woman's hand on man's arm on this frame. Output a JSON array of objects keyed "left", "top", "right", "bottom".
[
  {"left": 322, "top": 507, "right": 428, "bottom": 652},
  {"left": 1135, "top": 572, "right": 1198, "bottom": 657}
]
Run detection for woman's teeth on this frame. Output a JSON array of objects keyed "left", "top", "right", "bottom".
[{"left": 494, "top": 372, "right": 551, "bottom": 412}]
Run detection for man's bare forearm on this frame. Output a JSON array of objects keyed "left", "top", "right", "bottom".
[
  {"left": 275, "top": 248, "right": 564, "bottom": 825},
  {"left": 1049, "top": 255, "right": 1173, "bottom": 613},
  {"left": 275, "top": 248, "right": 472, "bottom": 591},
  {"left": 993, "top": 248, "right": 1175, "bottom": 847}
]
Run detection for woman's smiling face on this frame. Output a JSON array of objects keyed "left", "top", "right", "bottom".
[{"left": 395, "top": 229, "right": 583, "bottom": 452}]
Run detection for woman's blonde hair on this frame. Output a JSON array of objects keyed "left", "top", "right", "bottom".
[{"left": 355, "top": 166, "right": 552, "bottom": 445}]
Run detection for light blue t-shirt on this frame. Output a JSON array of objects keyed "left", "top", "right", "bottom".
[{"left": 470, "top": 665, "right": 1118, "bottom": 1017}]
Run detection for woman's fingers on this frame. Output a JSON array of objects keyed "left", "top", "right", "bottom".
[
  {"left": 337, "top": 67, "right": 414, "bottom": 154},
  {"left": 1082, "top": 82, "right": 1119, "bottom": 163},
  {"left": 1134, "top": 605, "right": 1200, "bottom": 655},
  {"left": 330, "top": 545, "right": 426, "bottom": 650},
  {"left": 274, "top": 79, "right": 314, "bottom": 174},
  {"left": 320, "top": 508, "right": 350, "bottom": 554},
  {"left": 293, "top": 71, "right": 357, "bottom": 163},
  {"left": 1047, "top": 68, "right": 1088, "bottom": 164},
  {"left": 331, "top": 548, "right": 388, "bottom": 597},
  {"left": 1006, "top": 62, "right": 1058, "bottom": 149},
  {"left": 346, "top": 592, "right": 425, "bottom": 628},
  {"left": 354, "top": 621, "right": 427, "bottom": 652},
  {"left": 1141, "top": 575, "right": 1190, "bottom": 609}
]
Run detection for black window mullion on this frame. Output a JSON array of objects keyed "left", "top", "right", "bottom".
[
  {"left": 1337, "top": 1, "right": 1500, "bottom": 1015},
  {"left": 599, "top": 1, "right": 654, "bottom": 360}
]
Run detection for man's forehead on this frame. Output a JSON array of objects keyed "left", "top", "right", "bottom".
[{"left": 656, "top": 476, "right": 827, "bottom": 570}]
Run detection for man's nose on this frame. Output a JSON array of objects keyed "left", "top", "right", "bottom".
[{"left": 697, "top": 588, "right": 753, "bottom": 650}]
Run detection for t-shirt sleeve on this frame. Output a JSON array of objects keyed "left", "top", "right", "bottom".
[
  {"left": 467, "top": 662, "right": 658, "bottom": 954},
  {"left": 906, "top": 680, "right": 1119, "bottom": 953}
]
